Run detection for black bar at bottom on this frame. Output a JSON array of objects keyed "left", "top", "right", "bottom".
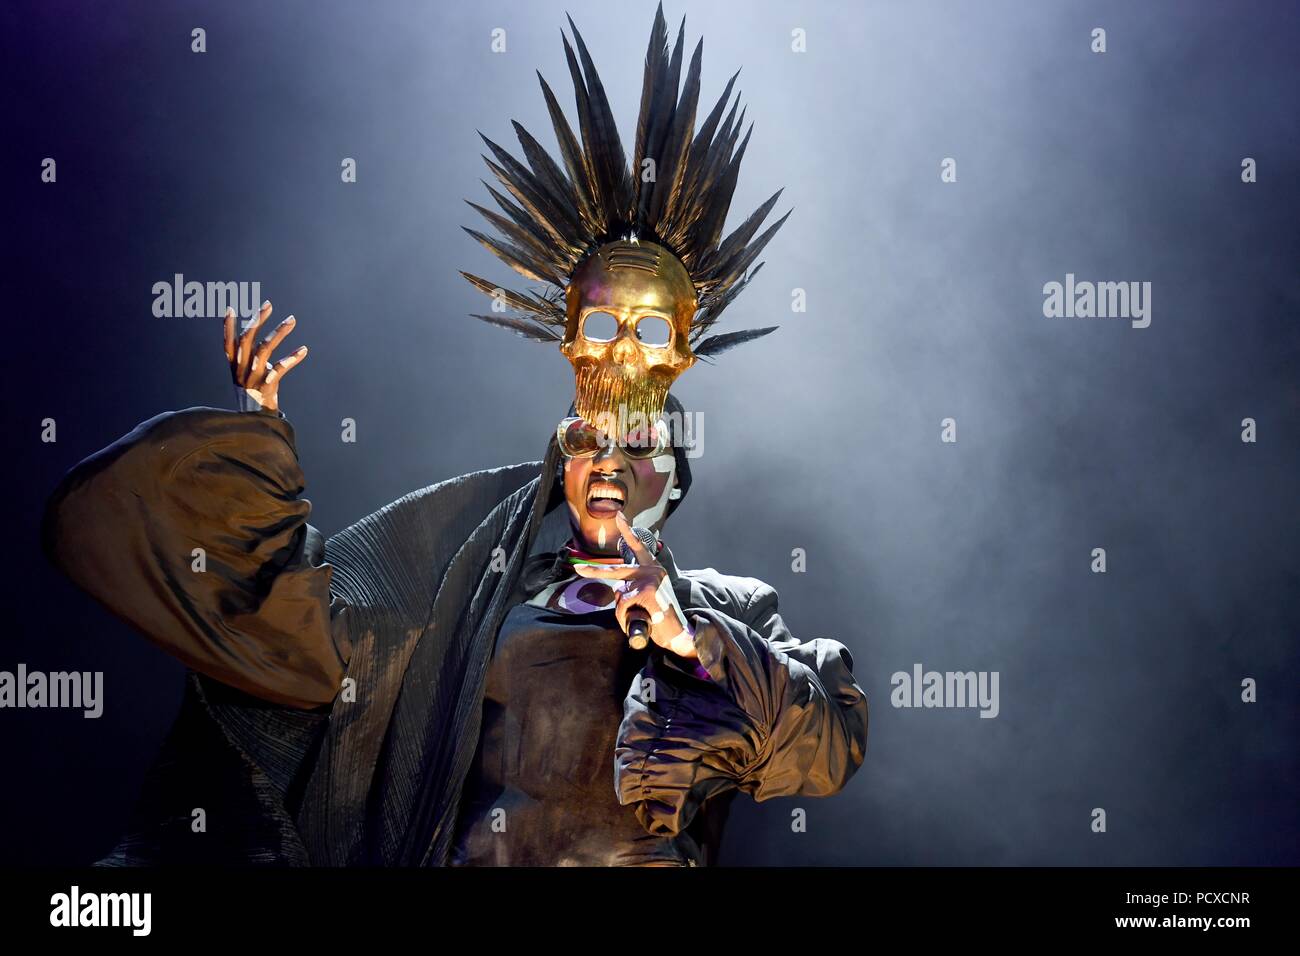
[{"left": 0, "top": 866, "right": 1289, "bottom": 941}]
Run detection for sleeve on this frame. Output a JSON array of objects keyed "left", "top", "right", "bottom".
[
  {"left": 615, "top": 583, "right": 868, "bottom": 837},
  {"left": 42, "top": 406, "right": 350, "bottom": 709}
]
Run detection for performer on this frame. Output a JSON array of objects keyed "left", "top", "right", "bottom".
[{"left": 43, "top": 5, "right": 868, "bottom": 866}]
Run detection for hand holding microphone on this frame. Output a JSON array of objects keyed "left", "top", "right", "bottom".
[
  {"left": 617, "top": 523, "right": 660, "bottom": 649},
  {"left": 570, "top": 511, "right": 697, "bottom": 658},
  {"left": 612, "top": 512, "right": 696, "bottom": 657}
]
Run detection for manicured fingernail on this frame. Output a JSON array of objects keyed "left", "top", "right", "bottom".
[
  {"left": 262, "top": 300, "right": 271, "bottom": 310},
  {"left": 285, "top": 315, "right": 295, "bottom": 323}
]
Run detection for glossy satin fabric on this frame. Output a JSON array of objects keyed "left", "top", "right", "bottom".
[
  {"left": 451, "top": 602, "right": 709, "bottom": 866},
  {"left": 43, "top": 406, "right": 868, "bottom": 866}
]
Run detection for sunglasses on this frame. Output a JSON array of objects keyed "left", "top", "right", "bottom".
[{"left": 556, "top": 416, "right": 671, "bottom": 460}]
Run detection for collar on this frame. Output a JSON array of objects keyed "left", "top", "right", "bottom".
[{"left": 656, "top": 542, "right": 683, "bottom": 584}]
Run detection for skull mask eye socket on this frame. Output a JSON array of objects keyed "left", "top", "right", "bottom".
[
  {"left": 634, "top": 315, "right": 672, "bottom": 348},
  {"left": 581, "top": 311, "right": 619, "bottom": 342}
]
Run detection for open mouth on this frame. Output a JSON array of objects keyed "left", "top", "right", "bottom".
[{"left": 586, "top": 479, "right": 626, "bottom": 517}]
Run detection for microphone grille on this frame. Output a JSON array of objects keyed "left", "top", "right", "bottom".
[{"left": 618, "top": 526, "right": 660, "bottom": 564}]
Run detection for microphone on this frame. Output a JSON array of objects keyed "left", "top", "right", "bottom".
[{"left": 617, "top": 525, "right": 659, "bottom": 650}]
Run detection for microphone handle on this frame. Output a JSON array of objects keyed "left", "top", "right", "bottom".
[
  {"left": 626, "top": 613, "right": 650, "bottom": 650},
  {"left": 619, "top": 524, "right": 658, "bottom": 650}
]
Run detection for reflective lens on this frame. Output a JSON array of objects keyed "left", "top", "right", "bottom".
[
  {"left": 621, "top": 420, "right": 664, "bottom": 455},
  {"left": 557, "top": 417, "right": 603, "bottom": 457},
  {"left": 556, "top": 417, "right": 670, "bottom": 459}
]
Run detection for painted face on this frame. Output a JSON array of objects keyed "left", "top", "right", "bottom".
[
  {"left": 562, "top": 240, "right": 698, "bottom": 433},
  {"left": 562, "top": 441, "right": 678, "bottom": 556}
]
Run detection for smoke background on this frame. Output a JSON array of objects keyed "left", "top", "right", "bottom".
[{"left": 3, "top": 0, "right": 1297, "bottom": 865}]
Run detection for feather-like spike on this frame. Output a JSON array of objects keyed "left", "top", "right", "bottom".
[
  {"left": 479, "top": 181, "right": 560, "bottom": 255},
  {"left": 650, "top": 36, "right": 702, "bottom": 232},
  {"left": 470, "top": 312, "right": 562, "bottom": 342},
  {"left": 660, "top": 17, "right": 688, "bottom": 135},
  {"left": 465, "top": 200, "right": 558, "bottom": 265},
  {"left": 693, "top": 261, "right": 764, "bottom": 338},
  {"left": 703, "top": 188, "right": 783, "bottom": 275},
  {"left": 690, "top": 124, "right": 753, "bottom": 257},
  {"left": 639, "top": 18, "right": 688, "bottom": 223},
  {"left": 480, "top": 154, "right": 580, "bottom": 256},
  {"left": 694, "top": 270, "right": 757, "bottom": 341},
  {"left": 693, "top": 326, "right": 778, "bottom": 357},
  {"left": 715, "top": 92, "right": 742, "bottom": 147},
  {"left": 704, "top": 208, "right": 790, "bottom": 289},
  {"left": 677, "top": 68, "right": 739, "bottom": 206},
  {"left": 479, "top": 135, "right": 583, "bottom": 245},
  {"left": 635, "top": 17, "right": 685, "bottom": 227},
  {"left": 460, "top": 271, "right": 564, "bottom": 322},
  {"left": 689, "top": 69, "right": 739, "bottom": 167},
  {"left": 463, "top": 226, "right": 565, "bottom": 286},
  {"left": 678, "top": 95, "right": 743, "bottom": 252},
  {"left": 560, "top": 31, "right": 607, "bottom": 226},
  {"left": 566, "top": 15, "right": 633, "bottom": 227},
  {"left": 698, "top": 95, "right": 742, "bottom": 184},
  {"left": 725, "top": 107, "right": 748, "bottom": 159},
  {"left": 536, "top": 71, "right": 597, "bottom": 228},
  {"left": 511, "top": 120, "right": 582, "bottom": 223},
  {"left": 632, "top": 5, "right": 670, "bottom": 205},
  {"left": 663, "top": 94, "right": 743, "bottom": 262}
]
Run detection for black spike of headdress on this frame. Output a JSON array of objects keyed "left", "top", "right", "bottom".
[{"left": 460, "top": 3, "right": 788, "bottom": 358}]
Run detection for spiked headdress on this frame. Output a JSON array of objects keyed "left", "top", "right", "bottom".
[{"left": 461, "top": 4, "right": 789, "bottom": 426}]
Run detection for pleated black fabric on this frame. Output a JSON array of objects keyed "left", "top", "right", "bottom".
[{"left": 299, "top": 449, "right": 560, "bottom": 865}]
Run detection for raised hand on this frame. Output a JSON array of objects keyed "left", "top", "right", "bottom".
[{"left": 222, "top": 300, "right": 308, "bottom": 413}]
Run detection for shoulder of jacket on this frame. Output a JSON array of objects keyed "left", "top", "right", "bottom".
[{"left": 679, "top": 567, "right": 777, "bottom": 614}]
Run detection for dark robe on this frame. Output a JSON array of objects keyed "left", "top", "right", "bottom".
[{"left": 42, "top": 406, "right": 869, "bottom": 866}]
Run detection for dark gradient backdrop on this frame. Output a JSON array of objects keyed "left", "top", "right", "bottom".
[{"left": 3, "top": 0, "right": 1298, "bottom": 866}]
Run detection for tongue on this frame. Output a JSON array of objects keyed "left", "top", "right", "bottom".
[{"left": 587, "top": 498, "right": 622, "bottom": 516}]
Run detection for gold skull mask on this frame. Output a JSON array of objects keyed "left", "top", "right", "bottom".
[{"left": 562, "top": 240, "right": 698, "bottom": 433}]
